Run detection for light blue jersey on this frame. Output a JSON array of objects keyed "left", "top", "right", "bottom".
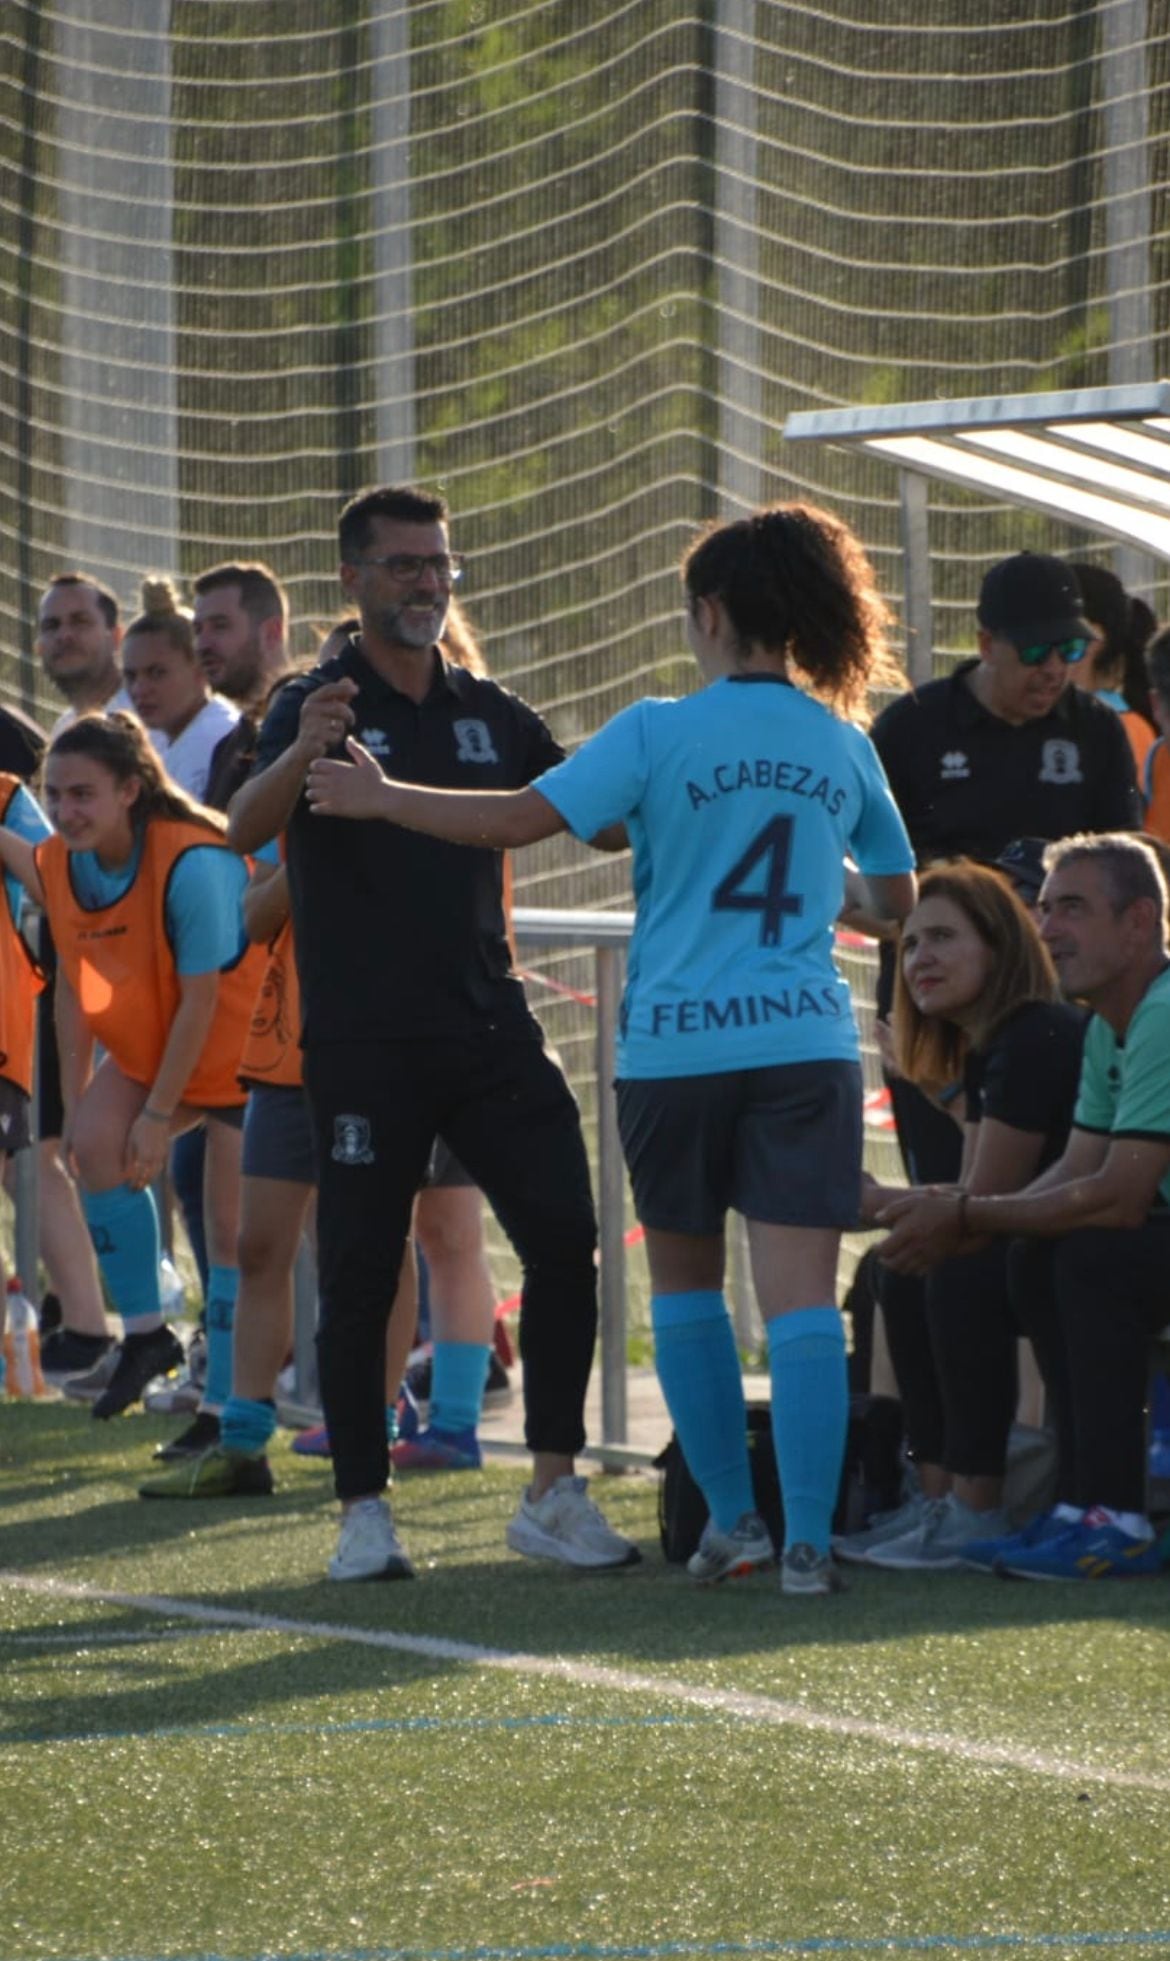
[
  {"left": 70, "top": 838, "right": 248, "bottom": 975},
  {"left": 536, "top": 674, "right": 913, "bottom": 1079},
  {"left": 4, "top": 784, "right": 50, "bottom": 928}
]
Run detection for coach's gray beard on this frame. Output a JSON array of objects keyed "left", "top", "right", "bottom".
[{"left": 374, "top": 597, "right": 448, "bottom": 649}]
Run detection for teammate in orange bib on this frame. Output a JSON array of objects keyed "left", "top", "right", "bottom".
[{"left": 0, "top": 713, "right": 263, "bottom": 1439}]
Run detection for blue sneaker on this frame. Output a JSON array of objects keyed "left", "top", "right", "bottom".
[
  {"left": 294, "top": 1384, "right": 422, "bottom": 1459},
  {"left": 996, "top": 1510, "right": 1165, "bottom": 1581},
  {"left": 961, "top": 1508, "right": 1073, "bottom": 1573},
  {"left": 391, "top": 1424, "right": 481, "bottom": 1473},
  {"left": 291, "top": 1422, "right": 331, "bottom": 1459}
]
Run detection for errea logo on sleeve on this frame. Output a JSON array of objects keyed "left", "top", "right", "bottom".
[{"left": 939, "top": 750, "right": 970, "bottom": 780}]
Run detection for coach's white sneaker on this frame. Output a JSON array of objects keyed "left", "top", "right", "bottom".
[
  {"left": 506, "top": 1474, "right": 641, "bottom": 1570},
  {"left": 328, "top": 1497, "right": 415, "bottom": 1581}
]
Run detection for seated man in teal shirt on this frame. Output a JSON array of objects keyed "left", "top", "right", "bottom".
[{"left": 876, "top": 832, "right": 1170, "bottom": 1580}]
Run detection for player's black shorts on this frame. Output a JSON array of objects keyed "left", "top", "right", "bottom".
[{"left": 616, "top": 1058, "right": 863, "bottom": 1235}]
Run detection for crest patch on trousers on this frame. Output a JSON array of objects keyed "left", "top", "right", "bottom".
[{"left": 331, "top": 1114, "right": 375, "bottom": 1166}]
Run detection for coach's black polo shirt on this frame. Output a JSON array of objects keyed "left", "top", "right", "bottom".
[
  {"left": 253, "top": 639, "right": 563, "bottom": 1045},
  {"left": 872, "top": 659, "right": 1141, "bottom": 866}
]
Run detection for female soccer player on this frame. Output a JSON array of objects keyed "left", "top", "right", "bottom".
[
  {"left": 847, "top": 860, "right": 1086, "bottom": 1570},
  {"left": 0, "top": 713, "right": 264, "bottom": 1431},
  {"left": 306, "top": 503, "right": 916, "bottom": 1594}
]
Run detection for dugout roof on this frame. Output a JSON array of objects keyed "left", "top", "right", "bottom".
[{"left": 783, "top": 382, "right": 1170, "bottom": 681}]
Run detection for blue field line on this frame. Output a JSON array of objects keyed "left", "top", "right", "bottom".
[
  {"left": 11, "top": 1711, "right": 717, "bottom": 1748},
  {"left": 48, "top": 1932, "right": 1170, "bottom": 1960}
]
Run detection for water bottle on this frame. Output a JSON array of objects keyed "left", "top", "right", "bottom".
[
  {"left": 4, "top": 1276, "right": 46, "bottom": 1398},
  {"left": 158, "top": 1253, "right": 185, "bottom": 1321}
]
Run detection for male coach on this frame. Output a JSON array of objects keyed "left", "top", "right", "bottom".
[
  {"left": 228, "top": 484, "right": 638, "bottom": 1581},
  {"left": 877, "top": 833, "right": 1170, "bottom": 1581}
]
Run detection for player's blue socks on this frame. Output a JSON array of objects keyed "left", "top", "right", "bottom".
[
  {"left": 82, "top": 1183, "right": 163, "bottom": 1328},
  {"left": 767, "top": 1306, "right": 848, "bottom": 1554},
  {"left": 652, "top": 1291, "right": 754, "bottom": 1533},
  {"left": 221, "top": 1395, "right": 276, "bottom": 1456},
  {"left": 429, "top": 1339, "right": 490, "bottom": 1437},
  {"left": 203, "top": 1264, "right": 239, "bottom": 1411}
]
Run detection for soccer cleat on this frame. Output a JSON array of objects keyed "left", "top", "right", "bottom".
[
  {"left": 506, "top": 1474, "right": 641, "bottom": 1570},
  {"left": 291, "top": 1422, "right": 332, "bottom": 1458},
  {"left": 865, "top": 1495, "right": 1011, "bottom": 1572},
  {"left": 996, "top": 1511, "right": 1165, "bottom": 1581},
  {"left": 293, "top": 1385, "right": 420, "bottom": 1460},
  {"left": 391, "top": 1425, "right": 481, "bottom": 1473},
  {"left": 91, "top": 1327, "right": 186, "bottom": 1419},
  {"left": 686, "top": 1511, "right": 774, "bottom": 1584},
  {"left": 832, "top": 1491, "right": 929, "bottom": 1566},
  {"left": 38, "top": 1329, "right": 112, "bottom": 1382},
  {"left": 153, "top": 1410, "right": 222, "bottom": 1461},
  {"left": 781, "top": 1542, "right": 845, "bottom": 1596},
  {"left": 61, "top": 1343, "right": 121, "bottom": 1405},
  {"left": 139, "top": 1446, "right": 274, "bottom": 1500},
  {"left": 327, "top": 1497, "right": 415, "bottom": 1581},
  {"left": 960, "top": 1508, "right": 1073, "bottom": 1572}
]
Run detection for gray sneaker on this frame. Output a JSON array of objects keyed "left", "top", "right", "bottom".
[
  {"left": 506, "top": 1474, "right": 641, "bottom": 1569},
  {"left": 687, "top": 1511, "right": 774, "bottom": 1584},
  {"left": 866, "top": 1494, "right": 1011, "bottom": 1572},
  {"left": 831, "top": 1491, "right": 929, "bottom": 1566},
  {"left": 781, "top": 1542, "right": 844, "bottom": 1596},
  {"left": 328, "top": 1498, "right": 415, "bottom": 1581}
]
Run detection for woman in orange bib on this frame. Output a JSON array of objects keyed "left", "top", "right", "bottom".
[{"left": 1, "top": 713, "right": 264, "bottom": 1433}]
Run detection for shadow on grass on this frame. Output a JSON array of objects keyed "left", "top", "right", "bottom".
[{"left": 4, "top": 1401, "right": 1170, "bottom": 1701}]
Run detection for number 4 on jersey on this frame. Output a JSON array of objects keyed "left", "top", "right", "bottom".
[{"left": 711, "top": 815, "right": 803, "bottom": 947}]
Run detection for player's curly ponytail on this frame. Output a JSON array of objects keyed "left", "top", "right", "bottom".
[{"left": 681, "top": 502, "right": 904, "bottom": 724}]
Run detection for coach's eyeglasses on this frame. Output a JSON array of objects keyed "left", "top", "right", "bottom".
[
  {"left": 1015, "top": 637, "right": 1090, "bottom": 667},
  {"left": 357, "top": 553, "right": 464, "bottom": 584}
]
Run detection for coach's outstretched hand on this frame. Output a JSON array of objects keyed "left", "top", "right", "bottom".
[{"left": 307, "top": 736, "right": 390, "bottom": 821}]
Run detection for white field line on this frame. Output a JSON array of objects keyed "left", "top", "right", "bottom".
[{"left": 3, "top": 1568, "right": 1167, "bottom": 1794}]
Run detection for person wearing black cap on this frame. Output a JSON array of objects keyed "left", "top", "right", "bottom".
[
  {"left": 874, "top": 553, "right": 1140, "bottom": 873},
  {"left": 873, "top": 552, "right": 1139, "bottom": 1170}
]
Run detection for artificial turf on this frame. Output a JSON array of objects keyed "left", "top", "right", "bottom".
[{"left": 3, "top": 1400, "right": 1170, "bottom": 1961}]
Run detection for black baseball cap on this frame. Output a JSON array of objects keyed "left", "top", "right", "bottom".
[
  {"left": 977, "top": 553, "right": 1089, "bottom": 650},
  {"left": 994, "top": 836, "right": 1048, "bottom": 900}
]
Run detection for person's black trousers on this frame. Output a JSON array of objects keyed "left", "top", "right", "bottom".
[
  {"left": 1008, "top": 1222, "right": 1170, "bottom": 1514},
  {"left": 304, "top": 1029, "right": 598, "bottom": 1501}
]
